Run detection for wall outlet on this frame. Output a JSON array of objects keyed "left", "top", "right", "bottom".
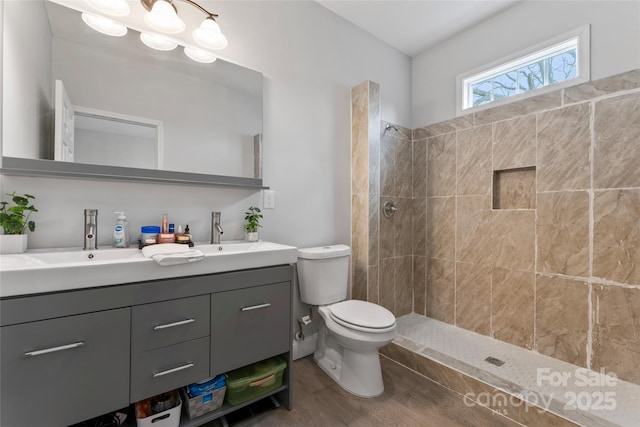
[{"left": 263, "top": 190, "right": 275, "bottom": 209}]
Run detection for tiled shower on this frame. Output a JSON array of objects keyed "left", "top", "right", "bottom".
[{"left": 351, "top": 69, "right": 640, "bottom": 386}]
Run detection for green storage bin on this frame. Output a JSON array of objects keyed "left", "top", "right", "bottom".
[{"left": 225, "top": 356, "right": 287, "bottom": 406}]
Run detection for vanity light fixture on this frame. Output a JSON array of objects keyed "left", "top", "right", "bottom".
[
  {"left": 82, "top": 0, "right": 228, "bottom": 63},
  {"left": 140, "top": 32, "right": 178, "bottom": 51},
  {"left": 84, "top": 0, "right": 130, "bottom": 17},
  {"left": 141, "top": 0, "right": 228, "bottom": 49},
  {"left": 81, "top": 13, "right": 128, "bottom": 37},
  {"left": 184, "top": 46, "right": 217, "bottom": 63}
]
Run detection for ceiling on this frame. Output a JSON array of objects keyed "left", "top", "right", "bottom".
[{"left": 317, "top": 0, "right": 520, "bottom": 57}]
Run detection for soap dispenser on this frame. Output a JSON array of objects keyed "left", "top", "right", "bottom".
[{"left": 112, "top": 212, "right": 130, "bottom": 248}]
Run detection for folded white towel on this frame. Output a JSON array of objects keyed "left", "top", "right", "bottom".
[{"left": 142, "top": 243, "right": 205, "bottom": 266}]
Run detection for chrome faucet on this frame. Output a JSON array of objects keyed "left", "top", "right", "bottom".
[
  {"left": 211, "top": 212, "right": 224, "bottom": 244},
  {"left": 83, "top": 209, "right": 98, "bottom": 250}
]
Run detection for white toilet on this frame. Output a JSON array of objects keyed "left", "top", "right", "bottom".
[{"left": 297, "top": 244, "right": 397, "bottom": 398}]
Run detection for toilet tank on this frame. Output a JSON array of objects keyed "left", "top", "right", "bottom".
[{"left": 297, "top": 245, "right": 351, "bottom": 305}]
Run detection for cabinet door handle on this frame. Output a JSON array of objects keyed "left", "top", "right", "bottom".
[
  {"left": 152, "top": 362, "right": 194, "bottom": 378},
  {"left": 153, "top": 318, "right": 195, "bottom": 330},
  {"left": 241, "top": 302, "right": 271, "bottom": 312},
  {"left": 23, "top": 341, "right": 85, "bottom": 357}
]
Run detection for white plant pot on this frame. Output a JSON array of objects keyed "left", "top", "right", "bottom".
[
  {"left": 0, "top": 234, "right": 28, "bottom": 254},
  {"left": 246, "top": 231, "right": 259, "bottom": 242}
]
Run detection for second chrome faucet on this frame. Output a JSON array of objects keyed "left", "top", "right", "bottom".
[{"left": 211, "top": 212, "right": 223, "bottom": 244}]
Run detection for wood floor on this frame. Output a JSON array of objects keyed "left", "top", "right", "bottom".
[{"left": 210, "top": 355, "right": 521, "bottom": 427}]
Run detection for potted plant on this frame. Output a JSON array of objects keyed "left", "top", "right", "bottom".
[
  {"left": 0, "top": 192, "right": 37, "bottom": 254},
  {"left": 244, "top": 206, "right": 263, "bottom": 242}
]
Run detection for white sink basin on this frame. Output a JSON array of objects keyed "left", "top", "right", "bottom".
[{"left": 0, "top": 241, "right": 298, "bottom": 297}]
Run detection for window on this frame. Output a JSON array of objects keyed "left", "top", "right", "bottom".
[{"left": 457, "top": 26, "right": 590, "bottom": 114}]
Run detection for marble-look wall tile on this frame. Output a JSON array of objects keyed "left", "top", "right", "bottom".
[
  {"left": 537, "top": 103, "right": 591, "bottom": 192},
  {"left": 368, "top": 119, "right": 380, "bottom": 196},
  {"left": 380, "top": 133, "right": 396, "bottom": 197},
  {"left": 593, "top": 189, "right": 640, "bottom": 286},
  {"left": 564, "top": 69, "right": 640, "bottom": 103},
  {"left": 396, "top": 138, "right": 413, "bottom": 198},
  {"left": 493, "top": 114, "right": 536, "bottom": 170},
  {"left": 412, "top": 140, "right": 427, "bottom": 198},
  {"left": 352, "top": 193, "right": 368, "bottom": 236},
  {"left": 456, "top": 195, "right": 492, "bottom": 266},
  {"left": 395, "top": 256, "right": 413, "bottom": 316},
  {"left": 536, "top": 191, "right": 589, "bottom": 277},
  {"left": 427, "top": 197, "right": 456, "bottom": 260},
  {"left": 474, "top": 90, "right": 562, "bottom": 125},
  {"left": 379, "top": 257, "right": 395, "bottom": 313},
  {"left": 427, "top": 133, "right": 457, "bottom": 197},
  {"left": 457, "top": 124, "right": 492, "bottom": 196},
  {"left": 426, "top": 258, "right": 455, "bottom": 324},
  {"left": 594, "top": 92, "right": 640, "bottom": 189},
  {"left": 413, "top": 256, "right": 426, "bottom": 316},
  {"left": 412, "top": 198, "right": 426, "bottom": 256},
  {"left": 367, "top": 265, "right": 379, "bottom": 304},
  {"left": 414, "top": 115, "right": 474, "bottom": 140},
  {"left": 493, "top": 168, "right": 536, "bottom": 210},
  {"left": 394, "top": 197, "right": 413, "bottom": 257},
  {"left": 456, "top": 262, "right": 491, "bottom": 335},
  {"left": 592, "top": 285, "right": 640, "bottom": 384},
  {"left": 492, "top": 210, "right": 535, "bottom": 272},
  {"left": 379, "top": 196, "right": 395, "bottom": 259},
  {"left": 536, "top": 275, "right": 589, "bottom": 367},
  {"left": 351, "top": 233, "right": 368, "bottom": 301},
  {"left": 368, "top": 192, "right": 379, "bottom": 266},
  {"left": 351, "top": 82, "right": 369, "bottom": 195},
  {"left": 492, "top": 268, "right": 535, "bottom": 349}
]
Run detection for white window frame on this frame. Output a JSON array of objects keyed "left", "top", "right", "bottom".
[{"left": 456, "top": 25, "right": 590, "bottom": 116}]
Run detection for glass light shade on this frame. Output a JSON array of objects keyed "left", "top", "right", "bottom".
[
  {"left": 81, "top": 13, "right": 128, "bottom": 37},
  {"left": 140, "top": 33, "right": 178, "bottom": 51},
  {"left": 144, "top": 0, "right": 185, "bottom": 34},
  {"left": 184, "top": 46, "right": 217, "bottom": 63},
  {"left": 84, "top": 0, "right": 130, "bottom": 16},
  {"left": 192, "top": 18, "right": 228, "bottom": 50}
]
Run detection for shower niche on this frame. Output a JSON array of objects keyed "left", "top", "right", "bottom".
[{"left": 492, "top": 167, "right": 536, "bottom": 210}]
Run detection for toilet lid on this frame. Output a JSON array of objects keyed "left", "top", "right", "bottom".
[{"left": 328, "top": 300, "right": 396, "bottom": 330}]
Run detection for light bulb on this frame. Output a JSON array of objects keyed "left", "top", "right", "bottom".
[
  {"left": 144, "top": 0, "right": 185, "bottom": 34},
  {"left": 184, "top": 46, "right": 217, "bottom": 63},
  {"left": 192, "top": 17, "right": 228, "bottom": 50},
  {"left": 140, "top": 33, "right": 178, "bottom": 51},
  {"left": 81, "top": 13, "right": 128, "bottom": 37},
  {"left": 84, "top": 0, "right": 130, "bottom": 17}
]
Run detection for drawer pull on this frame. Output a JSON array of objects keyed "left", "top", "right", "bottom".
[
  {"left": 24, "top": 341, "right": 85, "bottom": 357},
  {"left": 153, "top": 318, "right": 195, "bottom": 330},
  {"left": 241, "top": 302, "right": 271, "bottom": 312},
  {"left": 152, "top": 362, "right": 194, "bottom": 378}
]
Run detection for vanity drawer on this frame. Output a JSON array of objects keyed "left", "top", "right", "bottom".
[
  {"left": 130, "top": 336, "right": 210, "bottom": 403},
  {"left": 132, "top": 295, "right": 209, "bottom": 352},
  {"left": 210, "top": 281, "right": 290, "bottom": 374},
  {"left": 0, "top": 308, "right": 131, "bottom": 427}
]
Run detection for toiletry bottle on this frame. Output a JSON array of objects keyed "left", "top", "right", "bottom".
[{"left": 113, "top": 212, "right": 130, "bottom": 248}]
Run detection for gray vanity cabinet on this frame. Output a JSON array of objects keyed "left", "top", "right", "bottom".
[
  {"left": 210, "top": 282, "right": 290, "bottom": 375},
  {"left": 0, "top": 308, "right": 131, "bottom": 427},
  {"left": 0, "top": 265, "right": 293, "bottom": 427}
]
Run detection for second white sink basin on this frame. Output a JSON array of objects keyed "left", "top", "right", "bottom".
[{"left": 0, "top": 241, "right": 298, "bottom": 297}]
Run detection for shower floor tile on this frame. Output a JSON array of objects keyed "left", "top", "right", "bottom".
[{"left": 395, "top": 313, "right": 640, "bottom": 427}]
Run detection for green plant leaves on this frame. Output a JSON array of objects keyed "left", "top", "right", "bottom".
[{"left": 0, "top": 192, "right": 37, "bottom": 235}]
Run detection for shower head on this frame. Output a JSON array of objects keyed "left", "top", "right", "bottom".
[{"left": 385, "top": 123, "right": 399, "bottom": 132}]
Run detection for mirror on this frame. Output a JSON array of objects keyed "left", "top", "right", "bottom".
[{"left": 2, "top": 0, "right": 263, "bottom": 181}]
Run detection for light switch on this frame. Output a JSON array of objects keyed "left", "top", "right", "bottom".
[{"left": 264, "top": 190, "right": 275, "bottom": 209}]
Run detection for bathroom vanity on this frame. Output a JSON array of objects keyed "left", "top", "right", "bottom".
[{"left": 0, "top": 243, "right": 296, "bottom": 427}]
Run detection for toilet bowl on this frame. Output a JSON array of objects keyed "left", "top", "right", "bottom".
[{"left": 297, "top": 245, "right": 397, "bottom": 398}]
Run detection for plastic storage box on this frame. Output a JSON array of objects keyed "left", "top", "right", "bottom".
[
  {"left": 180, "top": 385, "right": 226, "bottom": 419},
  {"left": 135, "top": 390, "right": 181, "bottom": 427},
  {"left": 225, "top": 356, "right": 287, "bottom": 406}
]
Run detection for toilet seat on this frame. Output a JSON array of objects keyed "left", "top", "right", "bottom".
[{"left": 327, "top": 300, "right": 396, "bottom": 333}]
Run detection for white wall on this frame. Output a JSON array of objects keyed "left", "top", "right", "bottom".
[
  {"left": 1, "top": 1, "right": 412, "bottom": 249},
  {"left": 412, "top": 0, "right": 640, "bottom": 127}
]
